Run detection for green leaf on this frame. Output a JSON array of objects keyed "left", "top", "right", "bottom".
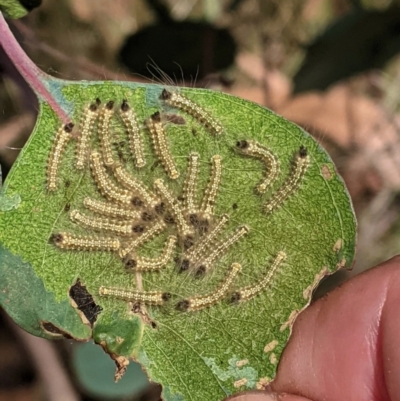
[
  {"left": 0, "top": 79, "right": 356, "bottom": 401},
  {"left": 0, "top": 0, "right": 31, "bottom": 18}
]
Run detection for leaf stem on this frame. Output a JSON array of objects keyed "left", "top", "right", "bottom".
[{"left": 0, "top": 11, "right": 70, "bottom": 123}]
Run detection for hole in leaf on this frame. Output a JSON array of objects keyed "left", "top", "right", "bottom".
[
  {"left": 40, "top": 321, "right": 73, "bottom": 339},
  {"left": 69, "top": 279, "right": 102, "bottom": 326}
]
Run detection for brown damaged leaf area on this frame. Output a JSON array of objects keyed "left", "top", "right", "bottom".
[{"left": 98, "top": 340, "right": 130, "bottom": 382}]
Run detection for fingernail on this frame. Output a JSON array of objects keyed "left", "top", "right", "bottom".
[{"left": 224, "top": 390, "right": 279, "bottom": 401}]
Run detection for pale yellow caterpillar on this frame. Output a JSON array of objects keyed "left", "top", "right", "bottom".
[
  {"left": 99, "top": 286, "right": 171, "bottom": 305},
  {"left": 236, "top": 140, "right": 280, "bottom": 193},
  {"left": 119, "top": 220, "right": 167, "bottom": 258},
  {"left": 160, "top": 89, "right": 223, "bottom": 135},
  {"left": 75, "top": 100, "right": 100, "bottom": 170},
  {"left": 153, "top": 179, "right": 194, "bottom": 238},
  {"left": 264, "top": 146, "right": 310, "bottom": 214},
  {"left": 120, "top": 99, "right": 146, "bottom": 168},
  {"left": 98, "top": 101, "right": 116, "bottom": 167},
  {"left": 90, "top": 152, "right": 133, "bottom": 205},
  {"left": 69, "top": 209, "right": 137, "bottom": 236},
  {"left": 146, "top": 111, "right": 179, "bottom": 179},
  {"left": 113, "top": 164, "right": 159, "bottom": 208},
  {"left": 47, "top": 123, "right": 73, "bottom": 191},
  {"left": 200, "top": 155, "right": 222, "bottom": 219},
  {"left": 124, "top": 235, "right": 177, "bottom": 271},
  {"left": 179, "top": 214, "right": 229, "bottom": 272},
  {"left": 176, "top": 263, "right": 241, "bottom": 311},
  {"left": 230, "top": 251, "right": 286, "bottom": 302},
  {"left": 83, "top": 197, "right": 140, "bottom": 220},
  {"left": 51, "top": 232, "right": 120, "bottom": 251},
  {"left": 195, "top": 225, "right": 249, "bottom": 276},
  {"left": 182, "top": 152, "right": 200, "bottom": 215}
]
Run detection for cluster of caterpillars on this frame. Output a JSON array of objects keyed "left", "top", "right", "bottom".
[{"left": 47, "top": 89, "right": 309, "bottom": 312}]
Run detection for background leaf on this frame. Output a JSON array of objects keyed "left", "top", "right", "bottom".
[
  {"left": 73, "top": 341, "right": 150, "bottom": 399},
  {"left": 0, "top": 0, "right": 41, "bottom": 18},
  {"left": 0, "top": 78, "right": 356, "bottom": 401}
]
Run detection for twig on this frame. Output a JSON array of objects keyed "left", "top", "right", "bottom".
[
  {"left": 0, "top": 11, "right": 70, "bottom": 123},
  {"left": 12, "top": 20, "right": 142, "bottom": 82}
]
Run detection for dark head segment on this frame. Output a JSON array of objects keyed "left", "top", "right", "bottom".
[
  {"left": 89, "top": 102, "right": 98, "bottom": 112},
  {"left": 151, "top": 111, "right": 161, "bottom": 123},
  {"left": 176, "top": 258, "right": 190, "bottom": 273},
  {"left": 131, "top": 197, "right": 144, "bottom": 207},
  {"left": 236, "top": 140, "right": 249, "bottom": 150},
  {"left": 50, "top": 233, "right": 63, "bottom": 244},
  {"left": 131, "top": 302, "right": 141, "bottom": 313},
  {"left": 161, "top": 292, "right": 172, "bottom": 302},
  {"left": 229, "top": 291, "right": 241, "bottom": 304},
  {"left": 299, "top": 146, "right": 308, "bottom": 158},
  {"left": 63, "top": 123, "right": 74, "bottom": 133},
  {"left": 123, "top": 255, "right": 137, "bottom": 270},
  {"left": 141, "top": 211, "right": 154, "bottom": 222},
  {"left": 189, "top": 213, "right": 199, "bottom": 226},
  {"left": 154, "top": 202, "right": 165, "bottom": 215},
  {"left": 160, "top": 89, "right": 172, "bottom": 100},
  {"left": 197, "top": 218, "right": 209, "bottom": 234},
  {"left": 132, "top": 224, "right": 145, "bottom": 234},
  {"left": 95, "top": 98, "right": 101, "bottom": 106},
  {"left": 183, "top": 235, "right": 194, "bottom": 250},
  {"left": 195, "top": 265, "right": 206, "bottom": 278},
  {"left": 106, "top": 100, "right": 115, "bottom": 110},
  {"left": 121, "top": 99, "right": 130, "bottom": 112},
  {"left": 176, "top": 299, "right": 190, "bottom": 311},
  {"left": 164, "top": 214, "right": 175, "bottom": 225}
]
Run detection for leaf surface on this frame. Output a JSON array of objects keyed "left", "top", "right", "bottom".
[{"left": 0, "top": 79, "right": 356, "bottom": 401}]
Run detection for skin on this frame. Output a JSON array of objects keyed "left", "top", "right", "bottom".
[{"left": 224, "top": 255, "right": 400, "bottom": 401}]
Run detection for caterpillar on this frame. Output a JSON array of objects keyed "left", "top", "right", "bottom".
[
  {"left": 176, "top": 262, "right": 241, "bottom": 311},
  {"left": 264, "top": 146, "right": 310, "bottom": 214},
  {"left": 160, "top": 89, "right": 223, "bottom": 136},
  {"left": 230, "top": 251, "right": 286, "bottom": 302},
  {"left": 112, "top": 164, "right": 159, "bottom": 208},
  {"left": 124, "top": 235, "right": 177, "bottom": 271},
  {"left": 75, "top": 100, "right": 100, "bottom": 170},
  {"left": 200, "top": 155, "right": 222, "bottom": 219},
  {"left": 47, "top": 123, "right": 74, "bottom": 191},
  {"left": 146, "top": 111, "right": 179, "bottom": 179},
  {"left": 179, "top": 214, "right": 230, "bottom": 272},
  {"left": 99, "top": 286, "right": 171, "bottom": 305},
  {"left": 90, "top": 152, "right": 133, "bottom": 205},
  {"left": 153, "top": 179, "right": 194, "bottom": 238},
  {"left": 69, "top": 209, "right": 138, "bottom": 236},
  {"left": 120, "top": 99, "right": 146, "bottom": 168},
  {"left": 83, "top": 197, "right": 140, "bottom": 220},
  {"left": 51, "top": 232, "right": 120, "bottom": 252},
  {"left": 119, "top": 220, "right": 167, "bottom": 258},
  {"left": 194, "top": 225, "right": 249, "bottom": 276},
  {"left": 98, "top": 101, "right": 116, "bottom": 167},
  {"left": 236, "top": 140, "right": 280, "bottom": 193},
  {"left": 182, "top": 152, "right": 200, "bottom": 215}
]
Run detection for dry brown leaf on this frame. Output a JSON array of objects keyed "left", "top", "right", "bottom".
[{"left": 276, "top": 83, "right": 400, "bottom": 190}]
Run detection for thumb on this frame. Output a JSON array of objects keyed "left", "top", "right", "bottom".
[
  {"left": 224, "top": 255, "right": 400, "bottom": 401},
  {"left": 224, "top": 391, "right": 312, "bottom": 400}
]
